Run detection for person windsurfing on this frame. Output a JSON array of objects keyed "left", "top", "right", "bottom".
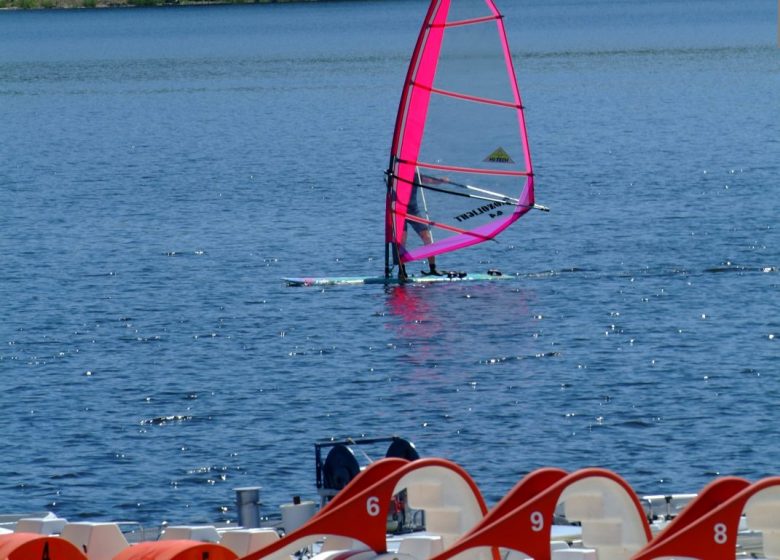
[{"left": 398, "top": 172, "right": 439, "bottom": 280}]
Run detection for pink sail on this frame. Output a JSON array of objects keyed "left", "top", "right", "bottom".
[{"left": 385, "top": 0, "right": 535, "bottom": 276}]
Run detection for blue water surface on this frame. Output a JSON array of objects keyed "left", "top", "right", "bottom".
[{"left": 0, "top": 0, "right": 778, "bottom": 525}]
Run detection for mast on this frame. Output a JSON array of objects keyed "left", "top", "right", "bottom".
[{"left": 385, "top": 0, "right": 443, "bottom": 279}]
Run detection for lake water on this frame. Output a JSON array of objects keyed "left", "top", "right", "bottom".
[{"left": 1, "top": 0, "right": 778, "bottom": 528}]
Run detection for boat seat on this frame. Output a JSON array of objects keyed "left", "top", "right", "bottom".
[
  {"left": 15, "top": 516, "right": 68, "bottom": 535},
  {"left": 745, "top": 493, "right": 780, "bottom": 559},
  {"left": 310, "top": 550, "right": 377, "bottom": 560},
  {"left": 564, "top": 493, "right": 604, "bottom": 520},
  {"left": 503, "top": 540, "right": 570, "bottom": 560},
  {"left": 552, "top": 549, "right": 597, "bottom": 560},
  {"left": 503, "top": 550, "right": 531, "bottom": 560},
  {"left": 219, "top": 528, "right": 279, "bottom": 555},
  {"left": 422, "top": 506, "right": 461, "bottom": 534},
  {"left": 397, "top": 535, "right": 443, "bottom": 560},
  {"left": 321, "top": 535, "right": 368, "bottom": 552},
  {"left": 369, "top": 553, "right": 417, "bottom": 560},
  {"left": 762, "top": 532, "right": 780, "bottom": 559},
  {"left": 161, "top": 525, "right": 221, "bottom": 543},
  {"left": 580, "top": 519, "right": 622, "bottom": 546},
  {"left": 558, "top": 474, "right": 648, "bottom": 559},
  {"left": 60, "top": 522, "right": 128, "bottom": 560},
  {"left": 745, "top": 499, "right": 780, "bottom": 531},
  {"left": 405, "top": 483, "right": 442, "bottom": 509}
]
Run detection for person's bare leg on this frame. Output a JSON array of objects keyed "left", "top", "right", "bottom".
[{"left": 419, "top": 230, "right": 438, "bottom": 273}]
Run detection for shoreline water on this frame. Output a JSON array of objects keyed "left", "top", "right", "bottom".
[{"left": 2, "top": 0, "right": 777, "bottom": 529}]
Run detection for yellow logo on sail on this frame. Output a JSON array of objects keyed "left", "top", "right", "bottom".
[{"left": 483, "top": 146, "right": 514, "bottom": 163}]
